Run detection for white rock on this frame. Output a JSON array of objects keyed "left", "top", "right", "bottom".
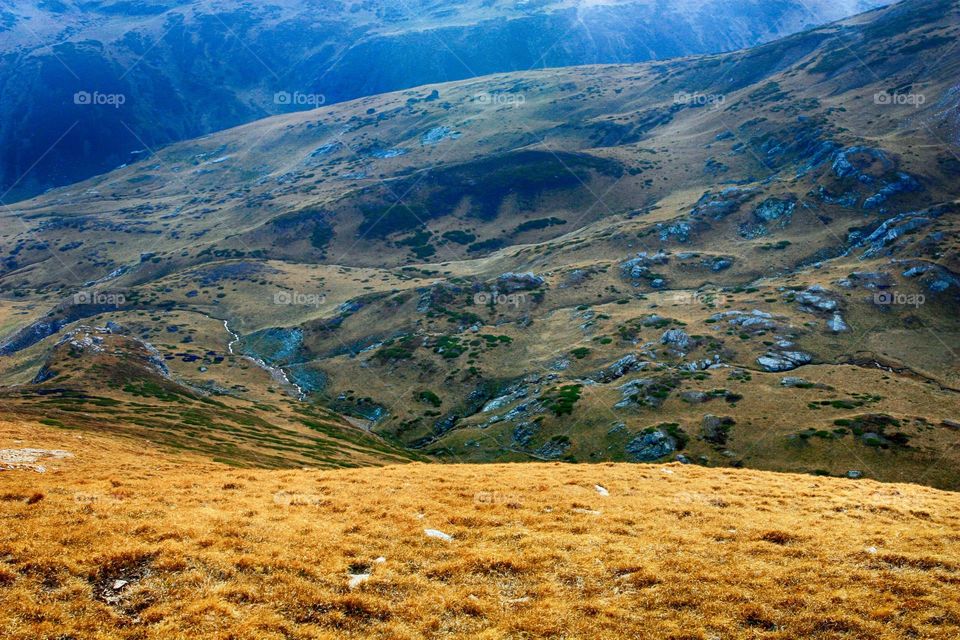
[
  {"left": 374, "top": 556, "right": 386, "bottom": 564},
  {"left": 112, "top": 579, "right": 128, "bottom": 590},
  {"left": 348, "top": 574, "right": 370, "bottom": 589},
  {"left": 594, "top": 485, "right": 609, "bottom": 496},
  {"left": 424, "top": 528, "right": 453, "bottom": 542}
]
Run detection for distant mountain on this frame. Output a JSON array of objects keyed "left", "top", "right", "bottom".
[{"left": 0, "top": 0, "right": 894, "bottom": 201}]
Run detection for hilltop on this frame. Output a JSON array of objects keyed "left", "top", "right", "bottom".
[{"left": 1, "top": 418, "right": 959, "bottom": 639}]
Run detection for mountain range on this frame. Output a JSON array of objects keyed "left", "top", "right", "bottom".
[
  {"left": 0, "top": 0, "right": 894, "bottom": 200},
  {"left": 1, "top": 0, "right": 957, "bottom": 488}
]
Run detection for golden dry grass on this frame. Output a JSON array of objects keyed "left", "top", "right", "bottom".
[{"left": 2, "top": 419, "right": 960, "bottom": 639}]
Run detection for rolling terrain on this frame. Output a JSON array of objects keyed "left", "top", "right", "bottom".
[
  {"left": 1, "top": 418, "right": 959, "bottom": 638},
  {"left": 0, "top": 0, "right": 894, "bottom": 199},
  {"left": 0, "top": 0, "right": 958, "bottom": 487}
]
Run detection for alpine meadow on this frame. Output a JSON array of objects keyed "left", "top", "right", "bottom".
[{"left": 0, "top": 1, "right": 959, "bottom": 638}]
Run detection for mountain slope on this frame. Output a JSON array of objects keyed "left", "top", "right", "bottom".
[
  {"left": 0, "top": 0, "right": 893, "bottom": 200},
  {"left": 1, "top": 418, "right": 959, "bottom": 639},
  {"left": 0, "top": 0, "right": 958, "bottom": 486}
]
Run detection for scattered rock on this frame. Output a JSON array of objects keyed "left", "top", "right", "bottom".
[
  {"left": 658, "top": 221, "right": 692, "bottom": 243},
  {"left": 681, "top": 390, "right": 709, "bottom": 404},
  {"left": 625, "top": 430, "right": 675, "bottom": 462},
  {"left": 863, "top": 173, "right": 921, "bottom": 211},
  {"left": 594, "top": 354, "right": 648, "bottom": 383},
  {"left": 534, "top": 437, "right": 570, "bottom": 460},
  {"left": 794, "top": 285, "right": 838, "bottom": 313},
  {"left": 615, "top": 378, "right": 654, "bottom": 408},
  {"left": 0, "top": 448, "right": 73, "bottom": 472},
  {"left": 512, "top": 422, "right": 540, "bottom": 447},
  {"left": 858, "top": 209, "right": 939, "bottom": 257},
  {"left": 753, "top": 197, "right": 796, "bottom": 224},
  {"left": 421, "top": 126, "right": 460, "bottom": 145},
  {"left": 660, "top": 329, "right": 692, "bottom": 352},
  {"left": 715, "top": 310, "right": 777, "bottom": 332},
  {"left": 757, "top": 351, "right": 812, "bottom": 372},
  {"left": 424, "top": 529, "right": 454, "bottom": 542},
  {"left": 827, "top": 314, "right": 850, "bottom": 333},
  {"left": 708, "top": 257, "right": 733, "bottom": 272},
  {"left": 348, "top": 573, "right": 371, "bottom": 589},
  {"left": 832, "top": 146, "right": 893, "bottom": 182},
  {"left": 608, "top": 422, "right": 627, "bottom": 434},
  {"left": 620, "top": 252, "right": 669, "bottom": 280},
  {"left": 495, "top": 272, "right": 544, "bottom": 292},
  {"left": 689, "top": 187, "right": 757, "bottom": 220}
]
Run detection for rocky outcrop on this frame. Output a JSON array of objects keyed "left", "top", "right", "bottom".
[
  {"left": 660, "top": 329, "right": 692, "bottom": 352},
  {"left": 625, "top": 430, "right": 675, "bottom": 462},
  {"left": 494, "top": 272, "right": 545, "bottom": 292},
  {"left": 757, "top": 351, "right": 812, "bottom": 372},
  {"left": 594, "top": 355, "right": 650, "bottom": 383}
]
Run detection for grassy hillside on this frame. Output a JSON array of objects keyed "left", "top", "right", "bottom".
[
  {"left": 0, "top": 0, "right": 958, "bottom": 486},
  {"left": 1, "top": 419, "right": 959, "bottom": 639}
]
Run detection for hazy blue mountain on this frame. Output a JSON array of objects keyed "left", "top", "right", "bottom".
[{"left": 0, "top": 0, "right": 892, "bottom": 201}]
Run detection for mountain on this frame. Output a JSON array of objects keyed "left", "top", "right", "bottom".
[
  {"left": 1, "top": 0, "right": 959, "bottom": 487},
  {"left": 0, "top": 0, "right": 895, "bottom": 201},
  {"left": 1, "top": 416, "right": 959, "bottom": 639}
]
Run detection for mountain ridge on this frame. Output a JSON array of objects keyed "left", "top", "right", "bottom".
[{"left": 0, "top": 0, "right": 895, "bottom": 200}]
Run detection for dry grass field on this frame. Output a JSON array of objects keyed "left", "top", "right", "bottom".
[{"left": 2, "top": 419, "right": 959, "bottom": 639}]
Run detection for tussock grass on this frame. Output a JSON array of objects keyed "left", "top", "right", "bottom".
[{"left": 1, "top": 419, "right": 959, "bottom": 639}]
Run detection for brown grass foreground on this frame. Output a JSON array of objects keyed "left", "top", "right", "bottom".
[{"left": 1, "top": 420, "right": 959, "bottom": 639}]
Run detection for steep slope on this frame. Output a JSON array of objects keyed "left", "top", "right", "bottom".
[
  {"left": 1, "top": 418, "right": 959, "bottom": 639},
  {"left": 0, "top": 322, "right": 417, "bottom": 468},
  {"left": 0, "top": 0, "right": 958, "bottom": 486},
  {"left": 0, "top": 0, "right": 893, "bottom": 200}
]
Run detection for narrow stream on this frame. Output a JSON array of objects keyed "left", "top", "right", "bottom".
[{"left": 222, "top": 319, "right": 307, "bottom": 400}]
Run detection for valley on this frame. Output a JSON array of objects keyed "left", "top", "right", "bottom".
[
  {"left": 0, "top": 0, "right": 958, "bottom": 489},
  {"left": 2, "top": 1, "right": 960, "bottom": 637}
]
